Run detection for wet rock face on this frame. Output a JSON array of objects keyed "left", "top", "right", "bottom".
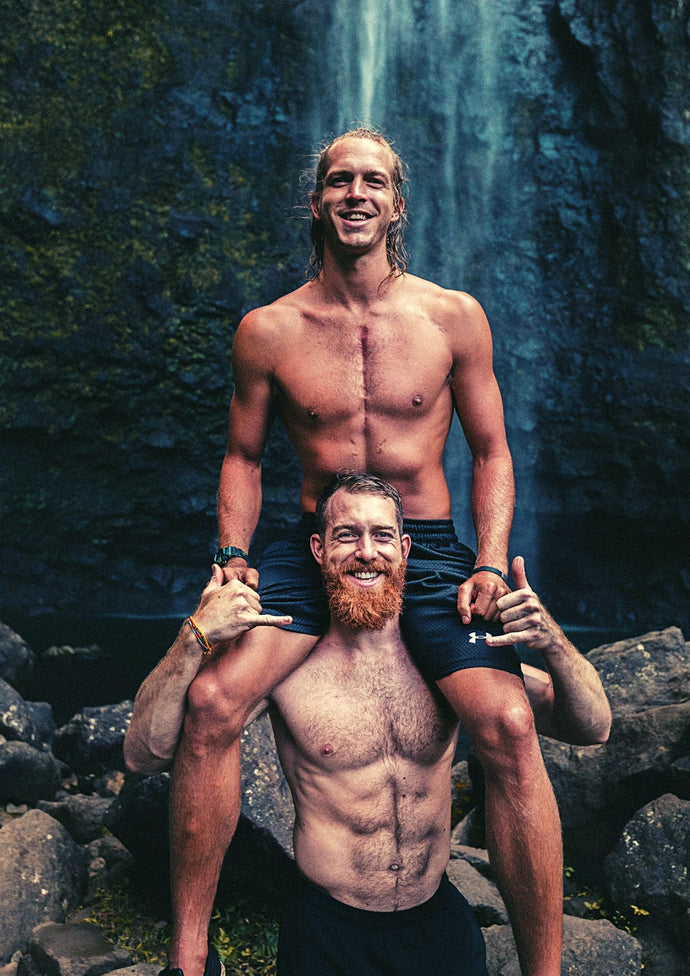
[{"left": 0, "top": 0, "right": 688, "bottom": 634}]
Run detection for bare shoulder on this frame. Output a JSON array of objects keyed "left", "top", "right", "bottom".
[
  {"left": 233, "top": 282, "right": 315, "bottom": 361},
  {"left": 402, "top": 275, "right": 491, "bottom": 349}
]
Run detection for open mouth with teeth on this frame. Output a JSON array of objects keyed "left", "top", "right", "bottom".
[
  {"left": 339, "top": 210, "right": 372, "bottom": 222},
  {"left": 342, "top": 560, "right": 390, "bottom": 587}
]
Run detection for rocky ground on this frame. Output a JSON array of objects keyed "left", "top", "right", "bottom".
[{"left": 1, "top": 621, "right": 689, "bottom": 976}]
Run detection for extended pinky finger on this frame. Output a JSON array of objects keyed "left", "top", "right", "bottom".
[
  {"left": 254, "top": 614, "right": 293, "bottom": 628},
  {"left": 486, "top": 631, "right": 522, "bottom": 647}
]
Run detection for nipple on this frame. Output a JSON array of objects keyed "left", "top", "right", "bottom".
[
  {"left": 307, "top": 407, "right": 319, "bottom": 420},
  {"left": 321, "top": 743, "right": 334, "bottom": 756},
  {"left": 412, "top": 395, "right": 423, "bottom": 407}
]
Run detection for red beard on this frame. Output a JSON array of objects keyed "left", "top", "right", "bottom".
[{"left": 321, "top": 557, "right": 406, "bottom": 630}]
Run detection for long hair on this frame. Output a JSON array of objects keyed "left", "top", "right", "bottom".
[
  {"left": 306, "top": 128, "right": 409, "bottom": 280},
  {"left": 315, "top": 470, "right": 404, "bottom": 538}
]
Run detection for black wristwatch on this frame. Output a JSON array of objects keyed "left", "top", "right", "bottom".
[{"left": 213, "top": 545, "right": 249, "bottom": 567}]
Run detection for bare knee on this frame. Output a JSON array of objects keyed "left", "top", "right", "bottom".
[
  {"left": 184, "top": 668, "right": 246, "bottom": 745},
  {"left": 470, "top": 697, "right": 541, "bottom": 775}
]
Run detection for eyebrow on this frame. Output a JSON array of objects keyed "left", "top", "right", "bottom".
[
  {"left": 331, "top": 521, "right": 397, "bottom": 534},
  {"left": 326, "top": 168, "right": 391, "bottom": 183}
]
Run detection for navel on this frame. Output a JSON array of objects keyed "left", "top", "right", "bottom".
[{"left": 388, "top": 862, "right": 401, "bottom": 872}]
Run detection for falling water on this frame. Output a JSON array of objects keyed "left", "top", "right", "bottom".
[{"left": 308, "top": 0, "right": 539, "bottom": 568}]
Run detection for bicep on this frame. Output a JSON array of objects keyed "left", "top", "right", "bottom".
[
  {"left": 226, "top": 318, "right": 277, "bottom": 463},
  {"left": 449, "top": 299, "right": 508, "bottom": 458}
]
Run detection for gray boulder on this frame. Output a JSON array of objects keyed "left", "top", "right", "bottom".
[
  {"left": 37, "top": 795, "right": 116, "bottom": 845},
  {"left": 604, "top": 793, "right": 690, "bottom": 964},
  {"left": 447, "top": 857, "right": 509, "bottom": 927},
  {"left": 483, "top": 915, "right": 642, "bottom": 976},
  {"left": 0, "top": 810, "right": 86, "bottom": 964},
  {"left": 239, "top": 712, "right": 293, "bottom": 855},
  {"left": 0, "top": 623, "right": 34, "bottom": 691},
  {"left": 540, "top": 628, "right": 690, "bottom": 874},
  {"left": 52, "top": 703, "right": 133, "bottom": 775},
  {"left": 25, "top": 921, "right": 132, "bottom": 976},
  {"left": 0, "top": 742, "right": 62, "bottom": 804},
  {"left": 0, "top": 679, "right": 42, "bottom": 748}
]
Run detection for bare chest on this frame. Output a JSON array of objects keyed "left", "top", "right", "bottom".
[
  {"left": 273, "top": 313, "right": 453, "bottom": 428},
  {"left": 272, "top": 657, "right": 457, "bottom": 772}
]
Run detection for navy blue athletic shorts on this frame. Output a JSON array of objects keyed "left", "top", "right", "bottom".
[
  {"left": 277, "top": 871, "right": 488, "bottom": 976},
  {"left": 256, "top": 515, "right": 522, "bottom": 682}
]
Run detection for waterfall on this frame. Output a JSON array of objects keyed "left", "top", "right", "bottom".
[{"left": 308, "top": 0, "right": 539, "bottom": 568}]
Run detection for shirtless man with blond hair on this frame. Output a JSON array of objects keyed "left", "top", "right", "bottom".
[{"left": 138, "top": 129, "right": 611, "bottom": 976}]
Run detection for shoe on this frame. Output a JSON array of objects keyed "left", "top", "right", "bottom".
[
  {"left": 159, "top": 946, "right": 225, "bottom": 976},
  {"left": 204, "top": 946, "right": 225, "bottom": 976}
]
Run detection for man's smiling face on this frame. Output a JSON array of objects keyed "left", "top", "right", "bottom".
[
  {"left": 310, "top": 137, "right": 403, "bottom": 258},
  {"left": 310, "top": 488, "right": 410, "bottom": 630}
]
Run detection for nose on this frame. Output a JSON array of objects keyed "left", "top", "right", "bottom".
[
  {"left": 346, "top": 176, "right": 366, "bottom": 200},
  {"left": 356, "top": 533, "right": 377, "bottom": 561}
]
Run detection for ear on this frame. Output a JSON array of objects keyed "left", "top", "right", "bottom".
[
  {"left": 391, "top": 195, "right": 405, "bottom": 223},
  {"left": 401, "top": 533, "right": 411, "bottom": 559},
  {"left": 310, "top": 532, "right": 324, "bottom": 565},
  {"left": 310, "top": 193, "right": 322, "bottom": 221}
]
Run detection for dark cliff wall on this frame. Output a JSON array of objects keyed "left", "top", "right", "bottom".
[{"left": 1, "top": 0, "right": 688, "bottom": 633}]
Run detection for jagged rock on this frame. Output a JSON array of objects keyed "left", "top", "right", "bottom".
[
  {"left": 239, "top": 712, "right": 293, "bottom": 855},
  {"left": 451, "top": 806, "right": 485, "bottom": 849},
  {"left": 0, "top": 624, "right": 34, "bottom": 691},
  {"left": 0, "top": 742, "right": 62, "bottom": 804},
  {"left": 84, "top": 834, "right": 133, "bottom": 887},
  {"left": 52, "top": 704, "right": 133, "bottom": 775},
  {"left": 540, "top": 628, "right": 690, "bottom": 875},
  {"left": 103, "top": 773, "right": 170, "bottom": 873},
  {"left": 587, "top": 627, "right": 690, "bottom": 710},
  {"left": 0, "top": 810, "right": 86, "bottom": 964},
  {"left": 447, "top": 858, "right": 509, "bottom": 927},
  {"left": 0, "top": 679, "right": 42, "bottom": 748},
  {"left": 483, "top": 915, "right": 642, "bottom": 976},
  {"left": 36, "top": 795, "right": 115, "bottom": 845},
  {"left": 101, "top": 968, "right": 158, "bottom": 976},
  {"left": 26, "top": 703, "right": 57, "bottom": 751},
  {"left": 450, "top": 844, "right": 493, "bottom": 879},
  {"left": 25, "top": 921, "right": 132, "bottom": 976},
  {"left": 604, "top": 793, "right": 690, "bottom": 962}
]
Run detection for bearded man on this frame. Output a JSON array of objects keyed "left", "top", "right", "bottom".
[{"left": 126, "top": 471, "right": 610, "bottom": 976}]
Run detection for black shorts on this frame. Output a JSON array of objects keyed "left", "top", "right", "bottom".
[
  {"left": 277, "top": 872, "right": 488, "bottom": 976},
  {"left": 256, "top": 516, "right": 521, "bottom": 682}
]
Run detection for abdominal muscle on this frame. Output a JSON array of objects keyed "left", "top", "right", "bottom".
[{"left": 288, "top": 759, "right": 453, "bottom": 912}]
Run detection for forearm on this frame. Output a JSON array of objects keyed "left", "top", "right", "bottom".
[
  {"left": 218, "top": 453, "right": 263, "bottom": 551},
  {"left": 536, "top": 618, "right": 612, "bottom": 745},
  {"left": 124, "top": 624, "right": 204, "bottom": 775},
  {"left": 471, "top": 450, "right": 514, "bottom": 570}
]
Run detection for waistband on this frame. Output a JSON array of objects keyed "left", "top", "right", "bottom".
[
  {"left": 297, "top": 513, "right": 458, "bottom": 543},
  {"left": 293, "top": 871, "right": 452, "bottom": 926}
]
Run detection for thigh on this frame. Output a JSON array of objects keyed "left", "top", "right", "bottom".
[
  {"left": 402, "top": 531, "right": 522, "bottom": 682},
  {"left": 195, "top": 625, "right": 319, "bottom": 723},
  {"left": 255, "top": 522, "right": 330, "bottom": 636}
]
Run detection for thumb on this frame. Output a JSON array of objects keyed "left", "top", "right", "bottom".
[
  {"left": 207, "top": 564, "right": 225, "bottom": 589},
  {"left": 511, "top": 555, "right": 529, "bottom": 591}
]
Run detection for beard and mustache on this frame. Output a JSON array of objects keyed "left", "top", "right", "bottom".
[{"left": 320, "top": 556, "right": 406, "bottom": 630}]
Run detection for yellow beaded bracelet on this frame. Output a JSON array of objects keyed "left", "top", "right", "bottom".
[{"left": 186, "top": 615, "right": 213, "bottom": 656}]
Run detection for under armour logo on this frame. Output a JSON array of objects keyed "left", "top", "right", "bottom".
[{"left": 469, "top": 631, "right": 491, "bottom": 644}]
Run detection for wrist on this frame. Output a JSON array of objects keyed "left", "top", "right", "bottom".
[
  {"left": 471, "top": 564, "right": 510, "bottom": 586},
  {"left": 213, "top": 544, "right": 249, "bottom": 567},
  {"left": 186, "top": 615, "right": 214, "bottom": 656}
]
